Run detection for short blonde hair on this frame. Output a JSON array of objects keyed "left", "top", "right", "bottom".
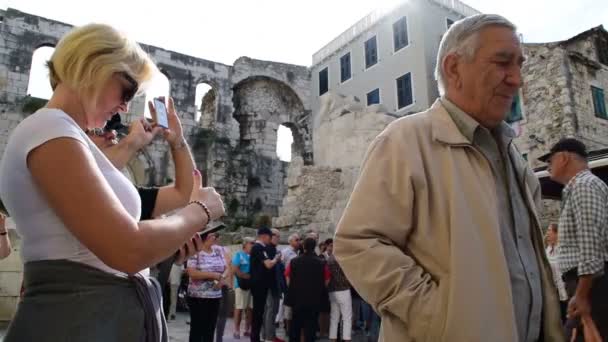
[{"left": 48, "top": 23, "right": 156, "bottom": 102}]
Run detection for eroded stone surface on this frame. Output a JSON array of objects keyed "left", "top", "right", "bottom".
[{"left": 0, "top": 8, "right": 312, "bottom": 230}]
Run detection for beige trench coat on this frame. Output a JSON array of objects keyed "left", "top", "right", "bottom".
[{"left": 334, "top": 100, "right": 564, "bottom": 342}]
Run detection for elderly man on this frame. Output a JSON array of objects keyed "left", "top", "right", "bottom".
[
  {"left": 334, "top": 14, "right": 563, "bottom": 342},
  {"left": 280, "top": 233, "right": 301, "bottom": 333},
  {"left": 540, "top": 138, "right": 608, "bottom": 340}
]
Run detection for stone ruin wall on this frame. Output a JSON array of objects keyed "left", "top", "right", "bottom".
[
  {"left": 0, "top": 8, "right": 313, "bottom": 230},
  {"left": 273, "top": 95, "right": 397, "bottom": 240}
]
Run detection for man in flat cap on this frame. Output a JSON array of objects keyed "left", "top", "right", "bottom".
[{"left": 540, "top": 138, "right": 608, "bottom": 340}]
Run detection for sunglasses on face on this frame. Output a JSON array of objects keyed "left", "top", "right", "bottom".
[{"left": 119, "top": 72, "right": 138, "bottom": 103}]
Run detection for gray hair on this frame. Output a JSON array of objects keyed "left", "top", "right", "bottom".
[
  {"left": 435, "top": 14, "right": 517, "bottom": 96},
  {"left": 242, "top": 237, "right": 255, "bottom": 247},
  {"left": 271, "top": 228, "right": 280, "bottom": 236},
  {"left": 288, "top": 233, "right": 300, "bottom": 243}
]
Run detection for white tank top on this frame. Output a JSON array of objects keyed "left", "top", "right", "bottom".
[{"left": 0, "top": 108, "right": 141, "bottom": 274}]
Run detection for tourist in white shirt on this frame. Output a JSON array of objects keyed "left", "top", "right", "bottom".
[
  {"left": 0, "top": 23, "right": 224, "bottom": 341},
  {"left": 280, "top": 233, "right": 300, "bottom": 334}
]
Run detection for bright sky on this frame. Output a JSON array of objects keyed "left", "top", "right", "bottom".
[
  {"left": 7, "top": 0, "right": 608, "bottom": 162},
  {"left": 5, "top": 0, "right": 607, "bottom": 66}
]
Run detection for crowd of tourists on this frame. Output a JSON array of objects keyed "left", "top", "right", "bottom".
[{"left": 0, "top": 10, "right": 606, "bottom": 342}]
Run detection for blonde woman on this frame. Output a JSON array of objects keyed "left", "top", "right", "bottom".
[{"left": 0, "top": 24, "right": 224, "bottom": 342}]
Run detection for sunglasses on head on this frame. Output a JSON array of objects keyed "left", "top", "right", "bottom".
[{"left": 120, "top": 72, "right": 138, "bottom": 103}]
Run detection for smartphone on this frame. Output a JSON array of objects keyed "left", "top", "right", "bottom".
[{"left": 152, "top": 98, "right": 169, "bottom": 129}]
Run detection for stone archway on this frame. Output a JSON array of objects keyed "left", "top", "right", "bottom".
[
  {"left": 232, "top": 76, "right": 308, "bottom": 159},
  {"left": 195, "top": 82, "right": 218, "bottom": 129},
  {"left": 221, "top": 76, "right": 311, "bottom": 221}
]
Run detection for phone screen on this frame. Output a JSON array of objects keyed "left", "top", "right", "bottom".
[{"left": 153, "top": 98, "right": 169, "bottom": 129}]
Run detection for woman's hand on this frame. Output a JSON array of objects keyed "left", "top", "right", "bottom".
[
  {"left": 213, "top": 274, "right": 226, "bottom": 289},
  {"left": 190, "top": 170, "right": 225, "bottom": 221},
  {"left": 174, "top": 233, "right": 204, "bottom": 265},
  {"left": 148, "top": 97, "right": 184, "bottom": 148},
  {"left": 123, "top": 118, "right": 162, "bottom": 151}
]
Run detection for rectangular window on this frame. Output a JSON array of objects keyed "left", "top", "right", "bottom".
[
  {"left": 592, "top": 86, "right": 607, "bottom": 119},
  {"left": 393, "top": 17, "right": 409, "bottom": 52},
  {"left": 364, "top": 36, "right": 378, "bottom": 69},
  {"left": 446, "top": 18, "right": 455, "bottom": 29},
  {"left": 319, "top": 67, "right": 328, "bottom": 96},
  {"left": 396, "top": 73, "right": 413, "bottom": 109},
  {"left": 506, "top": 94, "right": 523, "bottom": 123},
  {"left": 340, "top": 53, "right": 351, "bottom": 83},
  {"left": 367, "top": 88, "right": 380, "bottom": 106}
]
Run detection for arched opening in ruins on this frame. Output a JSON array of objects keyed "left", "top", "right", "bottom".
[
  {"left": 276, "top": 124, "right": 294, "bottom": 162},
  {"left": 230, "top": 76, "right": 309, "bottom": 219},
  {"left": 144, "top": 71, "right": 170, "bottom": 119},
  {"left": 232, "top": 76, "right": 307, "bottom": 158},
  {"left": 195, "top": 82, "right": 217, "bottom": 127},
  {"left": 26, "top": 45, "right": 55, "bottom": 100}
]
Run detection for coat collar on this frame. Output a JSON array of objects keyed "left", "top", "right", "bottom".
[
  {"left": 430, "top": 99, "right": 516, "bottom": 146},
  {"left": 430, "top": 99, "right": 471, "bottom": 146}
]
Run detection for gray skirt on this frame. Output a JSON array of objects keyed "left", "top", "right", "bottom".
[{"left": 5, "top": 259, "right": 167, "bottom": 342}]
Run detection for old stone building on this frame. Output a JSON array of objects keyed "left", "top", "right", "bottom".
[
  {"left": 515, "top": 25, "right": 608, "bottom": 165},
  {"left": 513, "top": 25, "right": 608, "bottom": 225},
  {"left": 274, "top": 24, "right": 608, "bottom": 236},
  {"left": 0, "top": 8, "right": 312, "bottom": 319}
]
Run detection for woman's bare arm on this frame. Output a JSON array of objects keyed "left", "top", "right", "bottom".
[
  {"left": 27, "top": 137, "right": 222, "bottom": 274},
  {"left": 186, "top": 268, "right": 221, "bottom": 281}
]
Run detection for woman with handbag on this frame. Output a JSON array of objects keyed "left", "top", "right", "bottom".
[
  {"left": 186, "top": 232, "right": 230, "bottom": 342},
  {"left": 231, "top": 237, "right": 255, "bottom": 339}
]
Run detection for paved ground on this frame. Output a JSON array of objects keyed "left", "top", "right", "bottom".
[
  {"left": 169, "top": 312, "right": 372, "bottom": 342},
  {"left": 1, "top": 312, "right": 373, "bottom": 341}
]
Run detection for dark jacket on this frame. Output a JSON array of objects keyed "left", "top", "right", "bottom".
[
  {"left": 275, "top": 260, "right": 287, "bottom": 296},
  {"left": 285, "top": 253, "right": 326, "bottom": 310}
]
